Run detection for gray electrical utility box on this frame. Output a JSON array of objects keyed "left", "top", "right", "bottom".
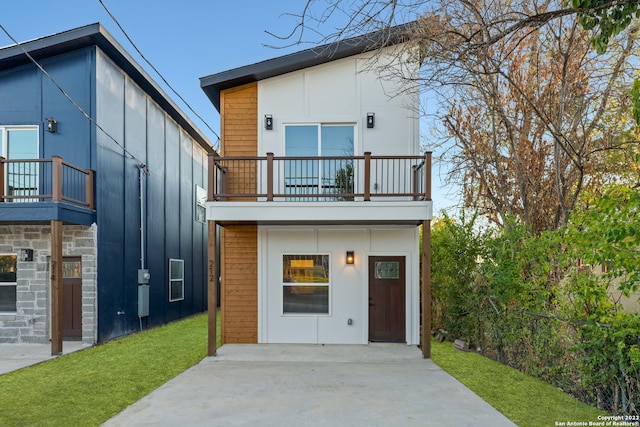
[{"left": 138, "top": 284, "right": 149, "bottom": 317}]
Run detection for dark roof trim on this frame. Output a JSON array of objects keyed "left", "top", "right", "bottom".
[
  {"left": 0, "top": 23, "right": 214, "bottom": 153},
  {"left": 200, "top": 23, "right": 414, "bottom": 112}
]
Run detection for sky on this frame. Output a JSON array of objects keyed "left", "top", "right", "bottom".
[{"left": 0, "top": 0, "right": 460, "bottom": 213}]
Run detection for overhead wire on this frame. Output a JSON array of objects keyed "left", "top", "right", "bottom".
[
  {"left": 98, "top": 0, "right": 221, "bottom": 150},
  {"left": 0, "top": 23, "right": 148, "bottom": 169}
]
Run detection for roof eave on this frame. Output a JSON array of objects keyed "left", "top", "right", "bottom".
[
  {"left": 0, "top": 23, "right": 215, "bottom": 153},
  {"left": 200, "top": 23, "right": 413, "bottom": 112}
]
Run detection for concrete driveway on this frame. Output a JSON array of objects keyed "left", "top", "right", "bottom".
[{"left": 102, "top": 344, "right": 516, "bottom": 427}]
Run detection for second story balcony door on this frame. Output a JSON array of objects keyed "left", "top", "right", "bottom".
[
  {"left": 284, "top": 124, "right": 355, "bottom": 200},
  {"left": 1, "top": 126, "right": 39, "bottom": 202}
]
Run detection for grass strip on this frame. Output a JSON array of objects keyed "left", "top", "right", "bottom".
[
  {"left": 0, "top": 313, "right": 212, "bottom": 427},
  {"left": 431, "top": 340, "right": 607, "bottom": 427}
]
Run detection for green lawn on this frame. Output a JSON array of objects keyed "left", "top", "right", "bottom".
[
  {"left": 0, "top": 314, "right": 606, "bottom": 427},
  {"left": 431, "top": 340, "right": 607, "bottom": 427},
  {"left": 0, "top": 313, "right": 213, "bottom": 427}
]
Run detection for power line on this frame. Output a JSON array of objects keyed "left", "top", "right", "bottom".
[
  {"left": 0, "top": 23, "right": 148, "bottom": 169},
  {"left": 98, "top": 0, "right": 221, "bottom": 150}
]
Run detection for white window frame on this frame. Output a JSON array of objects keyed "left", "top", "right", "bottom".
[
  {"left": 282, "top": 123, "right": 356, "bottom": 199},
  {"left": 281, "top": 253, "right": 331, "bottom": 316},
  {"left": 168, "top": 258, "right": 185, "bottom": 302},
  {"left": 195, "top": 185, "right": 207, "bottom": 223},
  {"left": 0, "top": 253, "right": 18, "bottom": 314},
  {"left": 0, "top": 126, "right": 40, "bottom": 202}
]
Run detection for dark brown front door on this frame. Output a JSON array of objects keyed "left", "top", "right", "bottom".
[
  {"left": 62, "top": 257, "right": 82, "bottom": 339},
  {"left": 368, "top": 256, "right": 405, "bottom": 342}
]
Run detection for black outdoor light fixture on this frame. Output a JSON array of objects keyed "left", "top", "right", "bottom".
[
  {"left": 366, "top": 112, "right": 375, "bottom": 128},
  {"left": 265, "top": 114, "right": 273, "bottom": 130},
  {"left": 46, "top": 118, "right": 57, "bottom": 133},
  {"left": 346, "top": 251, "right": 355, "bottom": 265}
]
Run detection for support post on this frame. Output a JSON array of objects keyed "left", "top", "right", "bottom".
[
  {"left": 85, "top": 170, "right": 94, "bottom": 210},
  {"left": 412, "top": 165, "right": 419, "bottom": 201},
  {"left": 364, "top": 152, "right": 371, "bottom": 201},
  {"left": 51, "top": 220, "right": 63, "bottom": 356},
  {"left": 421, "top": 219, "right": 432, "bottom": 359},
  {"left": 266, "top": 152, "right": 274, "bottom": 201},
  {"left": 52, "top": 156, "right": 62, "bottom": 202},
  {"left": 0, "top": 156, "right": 5, "bottom": 202},
  {"left": 208, "top": 154, "right": 215, "bottom": 201},
  {"left": 425, "top": 152, "right": 432, "bottom": 200},
  {"left": 208, "top": 221, "right": 218, "bottom": 356}
]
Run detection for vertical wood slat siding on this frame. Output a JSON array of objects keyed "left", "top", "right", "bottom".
[
  {"left": 221, "top": 225, "right": 258, "bottom": 343},
  {"left": 221, "top": 83, "right": 258, "bottom": 202},
  {"left": 219, "top": 82, "right": 258, "bottom": 343}
]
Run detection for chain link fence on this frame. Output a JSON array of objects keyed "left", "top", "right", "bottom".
[{"left": 440, "top": 303, "right": 639, "bottom": 416}]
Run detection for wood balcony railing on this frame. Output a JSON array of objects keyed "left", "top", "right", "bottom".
[
  {"left": 207, "top": 152, "right": 431, "bottom": 202},
  {"left": 0, "top": 155, "right": 94, "bottom": 209}
]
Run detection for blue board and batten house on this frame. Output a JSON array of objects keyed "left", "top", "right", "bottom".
[{"left": 0, "top": 23, "right": 213, "bottom": 352}]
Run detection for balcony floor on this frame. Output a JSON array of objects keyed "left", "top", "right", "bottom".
[
  {"left": 206, "top": 200, "right": 432, "bottom": 226},
  {"left": 0, "top": 202, "right": 96, "bottom": 225}
]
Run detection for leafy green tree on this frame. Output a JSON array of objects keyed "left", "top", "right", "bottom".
[
  {"left": 564, "top": 184, "right": 640, "bottom": 296},
  {"left": 431, "top": 213, "right": 484, "bottom": 343}
]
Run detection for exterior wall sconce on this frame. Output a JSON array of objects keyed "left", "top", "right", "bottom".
[
  {"left": 20, "top": 248, "right": 34, "bottom": 262},
  {"left": 346, "top": 251, "right": 354, "bottom": 265},
  {"left": 265, "top": 115, "right": 273, "bottom": 130},
  {"left": 46, "top": 118, "right": 57, "bottom": 133},
  {"left": 366, "top": 113, "right": 375, "bottom": 129}
]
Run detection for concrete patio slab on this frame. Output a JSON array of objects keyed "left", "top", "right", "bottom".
[{"left": 102, "top": 343, "right": 516, "bottom": 427}]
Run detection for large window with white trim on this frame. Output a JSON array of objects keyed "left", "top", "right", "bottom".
[
  {"left": 0, "top": 126, "right": 39, "bottom": 202},
  {"left": 168, "top": 259, "right": 184, "bottom": 302},
  {"left": 284, "top": 124, "right": 354, "bottom": 199},
  {"left": 282, "top": 254, "right": 330, "bottom": 314},
  {"left": 0, "top": 254, "right": 17, "bottom": 313}
]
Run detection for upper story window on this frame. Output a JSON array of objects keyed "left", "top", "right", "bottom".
[
  {"left": 195, "top": 185, "right": 207, "bottom": 223},
  {"left": 284, "top": 124, "right": 354, "bottom": 199},
  {"left": 0, "top": 126, "right": 39, "bottom": 202}
]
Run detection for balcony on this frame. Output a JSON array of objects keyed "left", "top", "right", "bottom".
[
  {"left": 206, "top": 152, "right": 432, "bottom": 225},
  {"left": 0, "top": 156, "right": 95, "bottom": 225}
]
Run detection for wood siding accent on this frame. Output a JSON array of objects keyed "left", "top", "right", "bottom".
[
  {"left": 221, "top": 225, "right": 258, "bottom": 343},
  {"left": 220, "top": 82, "right": 258, "bottom": 156},
  {"left": 219, "top": 83, "right": 258, "bottom": 343},
  {"left": 220, "top": 83, "right": 258, "bottom": 202}
]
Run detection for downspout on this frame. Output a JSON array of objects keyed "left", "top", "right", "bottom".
[
  {"left": 139, "top": 164, "right": 149, "bottom": 270},
  {"left": 137, "top": 164, "right": 150, "bottom": 331}
]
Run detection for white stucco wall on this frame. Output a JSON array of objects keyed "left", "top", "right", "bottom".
[
  {"left": 258, "top": 225, "right": 420, "bottom": 345},
  {"left": 253, "top": 44, "right": 422, "bottom": 345},
  {"left": 257, "top": 45, "right": 420, "bottom": 157}
]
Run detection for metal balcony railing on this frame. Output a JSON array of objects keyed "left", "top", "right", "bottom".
[
  {"left": 208, "top": 152, "right": 431, "bottom": 202},
  {"left": 0, "top": 155, "right": 94, "bottom": 209}
]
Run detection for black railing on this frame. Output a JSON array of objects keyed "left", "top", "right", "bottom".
[
  {"left": 0, "top": 156, "right": 94, "bottom": 209},
  {"left": 208, "top": 152, "right": 431, "bottom": 202}
]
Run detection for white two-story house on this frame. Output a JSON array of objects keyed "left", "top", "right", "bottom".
[{"left": 200, "top": 25, "right": 433, "bottom": 357}]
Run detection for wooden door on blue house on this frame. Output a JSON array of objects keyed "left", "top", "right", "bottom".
[{"left": 62, "top": 257, "right": 82, "bottom": 339}]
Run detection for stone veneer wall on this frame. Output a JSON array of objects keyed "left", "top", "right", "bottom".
[{"left": 0, "top": 224, "right": 98, "bottom": 344}]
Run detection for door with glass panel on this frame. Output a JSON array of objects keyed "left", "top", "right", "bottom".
[
  {"left": 0, "top": 127, "right": 39, "bottom": 202},
  {"left": 62, "top": 257, "right": 82, "bottom": 339},
  {"left": 368, "top": 256, "right": 406, "bottom": 342},
  {"left": 284, "top": 124, "right": 354, "bottom": 200}
]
